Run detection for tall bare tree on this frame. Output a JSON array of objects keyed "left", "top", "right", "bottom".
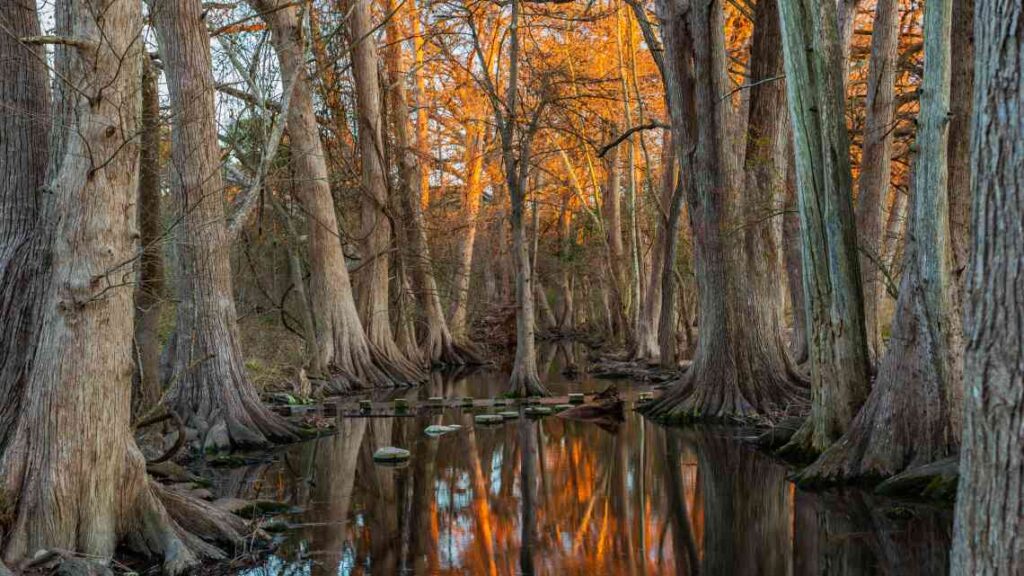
[
  {"left": 149, "top": 0, "right": 298, "bottom": 449},
  {"left": 341, "top": 0, "right": 424, "bottom": 379},
  {"left": 797, "top": 0, "right": 962, "bottom": 483},
  {"left": 0, "top": 0, "right": 243, "bottom": 568},
  {"left": 251, "top": 0, "right": 420, "bottom": 391},
  {"left": 776, "top": 0, "right": 872, "bottom": 456}
]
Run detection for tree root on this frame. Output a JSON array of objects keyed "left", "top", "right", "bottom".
[{"left": 508, "top": 369, "right": 550, "bottom": 398}]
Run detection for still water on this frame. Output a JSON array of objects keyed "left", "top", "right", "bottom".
[{"left": 221, "top": 344, "right": 952, "bottom": 575}]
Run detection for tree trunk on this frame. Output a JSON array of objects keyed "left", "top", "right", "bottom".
[
  {"left": 133, "top": 58, "right": 165, "bottom": 416},
  {"left": 799, "top": 0, "right": 961, "bottom": 484},
  {"left": 500, "top": 0, "right": 547, "bottom": 397},
  {"left": 384, "top": 0, "right": 478, "bottom": 366},
  {"left": 253, "top": 0, "right": 418, "bottom": 391},
  {"left": 343, "top": 0, "right": 423, "bottom": 378},
  {"left": 448, "top": 123, "right": 486, "bottom": 342},
  {"left": 632, "top": 134, "right": 670, "bottom": 363},
  {"left": 150, "top": 0, "right": 298, "bottom": 449},
  {"left": 951, "top": 1, "right": 1024, "bottom": 571},
  {"left": 0, "top": 0, "right": 51, "bottom": 451},
  {"left": 644, "top": 0, "right": 804, "bottom": 421},
  {"left": 783, "top": 146, "right": 808, "bottom": 364},
  {"left": 946, "top": 0, "right": 973, "bottom": 298},
  {"left": 854, "top": 0, "right": 900, "bottom": 361},
  {"left": 0, "top": 1, "right": 244, "bottom": 568},
  {"left": 776, "top": 0, "right": 871, "bottom": 456}
]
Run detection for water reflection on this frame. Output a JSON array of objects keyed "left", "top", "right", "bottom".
[{"left": 226, "top": 364, "right": 951, "bottom": 576}]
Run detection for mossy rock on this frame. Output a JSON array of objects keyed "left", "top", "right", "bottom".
[
  {"left": 553, "top": 404, "right": 573, "bottom": 413},
  {"left": 568, "top": 393, "right": 585, "bottom": 405},
  {"left": 474, "top": 414, "right": 505, "bottom": 425},
  {"left": 499, "top": 411, "right": 520, "bottom": 420}
]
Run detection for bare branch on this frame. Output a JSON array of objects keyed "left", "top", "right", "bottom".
[{"left": 597, "top": 121, "right": 670, "bottom": 157}]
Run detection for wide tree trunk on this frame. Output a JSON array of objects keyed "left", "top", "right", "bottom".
[
  {"left": 133, "top": 58, "right": 165, "bottom": 416},
  {"left": 601, "top": 136, "right": 629, "bottom": 343},
  {"left": 854, "top": 0, "right": 900, "bottom": 361},
  {"left": 150, "top": 0, "right": 297, "bottom": 449},
  {"left": 0, "top": 0, "right": 51, "bottom": 450},
  {"left": 798, "top": 0, "right": 962, "bottom": 484},
  {"left": 342, "top": 0, "right": 423, "bottom": 378},
  {"left": 253, "top": 0, "right": 420, "bottom": 391},
  {"left": 644, "top": 0, "right": 804, "bottom": 421},
  {"left": 383, "top": 0, "right": 478, "bottom": 366},
  {"left": 776, "top": 0, "right": 872, "bottom": 456},
  {"left": 0, "top": 1, "right": 243, "bottom": 568},
  {"left": 951, "top": 0, "right": 1024, "bottom": 572}
]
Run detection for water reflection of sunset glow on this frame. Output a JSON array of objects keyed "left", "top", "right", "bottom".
[{"left": 224, "top": 353, "right": 952, "bottom": 576}]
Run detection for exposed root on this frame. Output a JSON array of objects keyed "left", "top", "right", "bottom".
[
  {"left": 508, "top": 369, "right": 550, "bottom": 398},
  {"left": 321, "top": 339, "right": 424, "bottom": 395},
  {"left": 642, "top": 354, "right": 807, "bottom": 424},
  {"left": 421, "top": 327, "right": 485, "bottom": 368}
]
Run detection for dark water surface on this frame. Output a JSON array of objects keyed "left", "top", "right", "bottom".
[{"left": 222, "top": 345, "right": 952, "bottom": 575}]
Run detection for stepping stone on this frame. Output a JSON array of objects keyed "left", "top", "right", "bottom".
[
  {"left": 359, "top": 400, "right": 372, "bottom": 414},
  {"left": 447, "top": 424, "right": 463, "bottom": 431},
  {"left": 424, "top": 425, "right": 456, "bottom": 437},
  {"left": 637, "top": 392, "right": 654, "bottom": 404},
  {"left": 499, "top": 411, "right": 520, "bottom": 419},
  {"left": 568, "top": 393, "right": 585, "bottom": 405},
  {"left": 428, "top": 397, "right": 445, "bottom": 407},
  {"left": 459, "top": 397, "right": 475, "bottom": 407},
  {"left": 524, "top": 406, "right": 553, "bottom": 418},
  {"left": 492, "top": 398, "right": 511, "bottom": 406},
  {"left": 373, "top": 447, "right": 411, "bottom": 463},
  {"left": 553, "top": 404, "right": 573, "bottom": 412},
  {"left": 394, "top": 398, "right": 409, "bottom": 414},
  {"left": 474, "top": 414, "right": 504, "bottom": 425}
]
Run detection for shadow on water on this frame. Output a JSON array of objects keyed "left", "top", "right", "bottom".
[{"left": 222, "top": 343, "right": 952, "bottom": 575}]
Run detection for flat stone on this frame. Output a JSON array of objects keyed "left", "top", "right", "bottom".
[
  {"left": 447, "top": 424, "right": 463, "bottom": 431},
  {"left": 553, "top": 404, "right": 573, "bottom": 412},
  {"left": 524, "top": 406, "right": 553, "bottom": 417},
  {"left": 424, "top": 425, "right": 456, "bottom": 437},
  {"left": 568, "top": 393, "right": 585, "bottom": 405},
  {"left": 428, "top": 396, "right": 445, "bottom": 406},
  {"left": 474, "top": 414, "right": 504, "bottom": 425},
  {"left": 359, "top": 400, "right": 373, "bottom": 413},
  {"left": 499, "top": 411, "right": 520, "bottom": 419},
  {"left": 373, "top": 447, "right": 411, "bottom": 463}
]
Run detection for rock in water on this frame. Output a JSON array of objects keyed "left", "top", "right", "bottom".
[
  {"left": 499, "top": 411, "right": 520, "bottom": 419},
  {"left": 424, "top": 425, "right": 456, "bottom": 437},
  {"left": 373, "top": 447, "right": 411, "bottom": 463},
  {"left": 475, "top": 414, "right": 504, "bottom": 425},
  {"left": 524, "top": 406, "right": 553, "bottom": 418}
]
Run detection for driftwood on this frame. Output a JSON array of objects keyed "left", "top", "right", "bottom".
[{"left": 557, "top": 386, "right": 625, "bottom": 432}]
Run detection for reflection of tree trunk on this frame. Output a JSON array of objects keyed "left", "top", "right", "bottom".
[
  {"left": 693, "top": 432, "right": 790, "bottom": 575},
  {"left": 661, "top": 434, "right": 699, "bottom": 575},
  {"left": 306, "top": 417, "right": 366, "bottom": 576},
  {"left": 519, "top": 419, "right": 539, "bottom": 575},
  {"left": 464, "top": 422, "right": 498, "bottom": 575}
]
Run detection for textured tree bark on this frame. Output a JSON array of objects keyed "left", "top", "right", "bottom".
[
  {"left": 252, "top": 0, "right": 418, "bottom": 391},
  {"left": 798, "top": 0, "right": 962, "bottom": 484},
  {"left": 783, "top": 146, "right": 808, "bottom": 364},
  {"left": 644, "top": 0, "right": 804, "bottom": 420},
  {"left": 133, "top": 58, "right": 165, "bottom": 416},
  {"left": 384, "top": 0, "right": 479, "bottom": 366},
  {"left": 854, "top": 0, "right": 900, "bottom": 361},
  {"left": 342, "top": 0, "right": 423, "bottom": 379},
  {"left": 951, "top": 1, "right": 1024, "bottom": 571},
  {"left": 946, "top": 0, "right": 973, "bottom": 298},
  {"left": 0, "top": 0, "right": 51, "bottom": 450},
  {"left": 631, "top": 136, "right": 670, "bottom": 363},
  {"left": 0, "top": 0, "right": 243, "bottom": 568},
  {"left": 150, "top": 0, "right": 297, "bottom": 449},
  {"left": 776, "top": 0, "right": 871, "bottom": 456}
]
